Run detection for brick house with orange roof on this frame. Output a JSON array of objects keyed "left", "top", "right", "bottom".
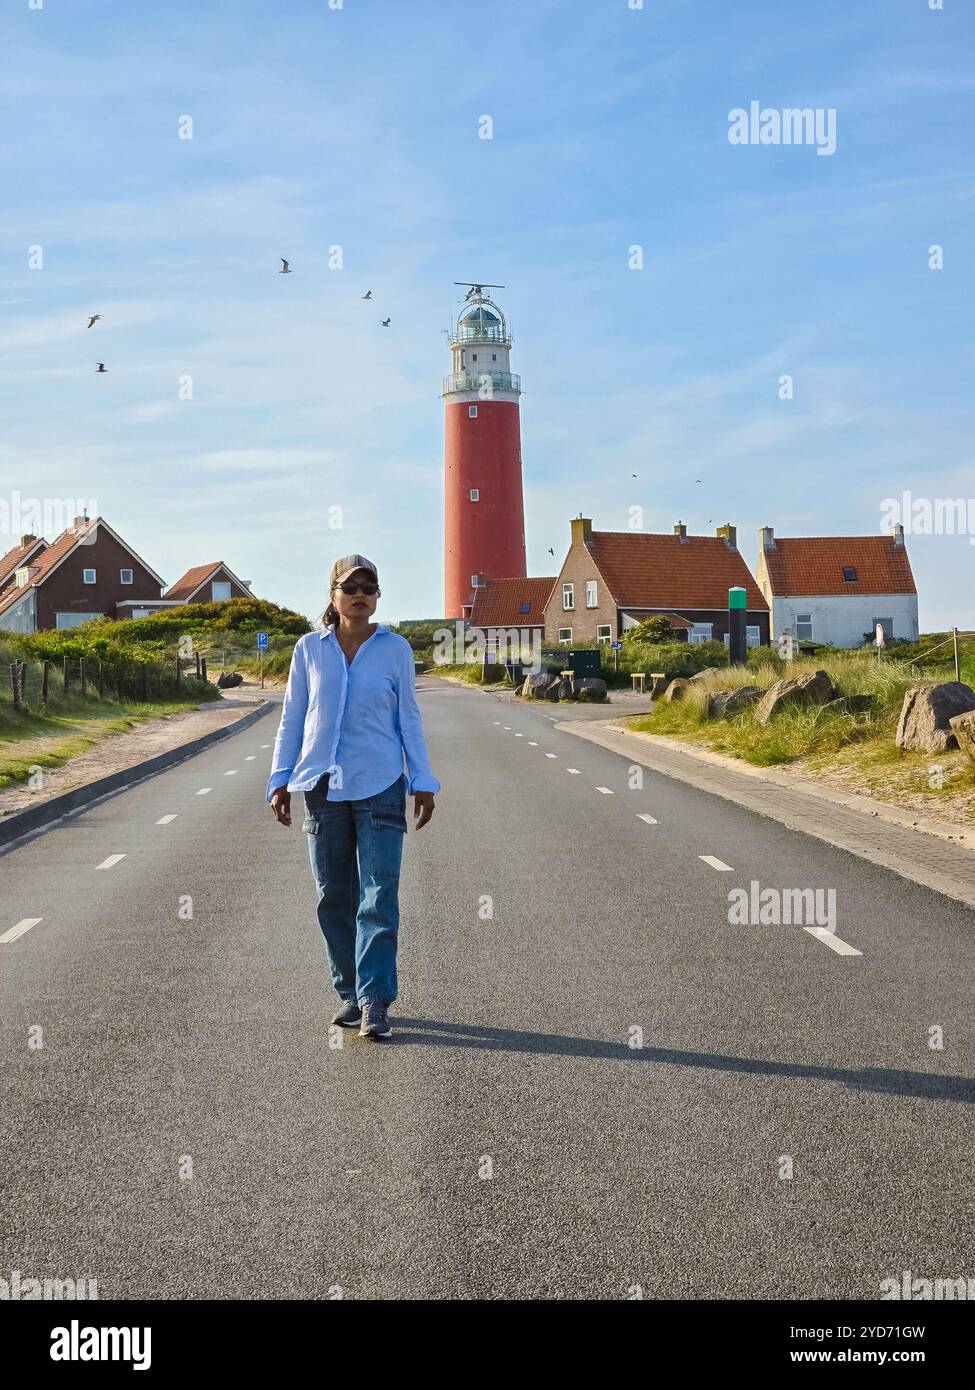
[
  {"left": 543, "top": 515, "right": 769, "bottom": 648},
  {"left": 465, "top": 574, "right": 556, "bottom": 637},
  {"left": 0, "top": 516, "right": 171, "bottom": 633},
  {"left": 755, "top": 524, "right": 918, "bottom": 648}
]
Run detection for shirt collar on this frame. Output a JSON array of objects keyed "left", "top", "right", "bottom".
[{"left": 320, "top": 622, "right": 388, "bottom": 640}]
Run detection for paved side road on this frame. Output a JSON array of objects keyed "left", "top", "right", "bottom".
[{"left": 0, "top": 678, "right": 972, "bottom": 1299}]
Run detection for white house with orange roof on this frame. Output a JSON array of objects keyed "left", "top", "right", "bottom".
[{"left": 755, "top": 524, "right": 919, "bottom": 648}]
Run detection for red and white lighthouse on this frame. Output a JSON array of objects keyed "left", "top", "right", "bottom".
[{"left": 443, "top": 285, "right": 526, "bottom": 620}]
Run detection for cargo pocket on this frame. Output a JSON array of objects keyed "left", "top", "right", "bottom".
[{"left": 302, "top": 813, "right": 322, "bottom": 835}]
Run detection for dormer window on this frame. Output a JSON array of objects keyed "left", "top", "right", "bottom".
[
  {"left": 15, "top": 566, "right": 30, "bottom": 588},
  {"left": 842, "top": 566, "right": 857, "bottom": 581}
]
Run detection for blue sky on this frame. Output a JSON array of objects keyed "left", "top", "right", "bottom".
[{"left": 2, "top": 0, "right": 972, "bottom": 629}]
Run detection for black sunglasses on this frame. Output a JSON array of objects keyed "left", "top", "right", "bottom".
[{"left": 334, "top": 580, "right": 379, "bottom": 596}]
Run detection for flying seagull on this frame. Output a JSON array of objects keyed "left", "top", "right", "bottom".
[
  {"left": 547, "top": 547, "right": 555, "bottom": 556},
  {"left": 95, "top": 363, "right": 108, "bottom": 373},
  {"left": 632, "top": 473, "right": 638, "bottom": 478},
  {"left": 279, "top": 259, "right": 292, "bottom": 273},
  {"left": 695, "top": 478, "right": 702, "bottom": 484},
  {"left": 381, "top": 317, "right": 391, "bottom": 327},
  {"left": 361, "top": 290, "right": 373, "bottom": 299},
  {"left": 86, "top": 314, "right": 102, "bottom": 328}
]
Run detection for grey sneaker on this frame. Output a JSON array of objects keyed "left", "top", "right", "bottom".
[
  {"left": 331, "top": 1000, "right": 363, "bottom": 1028},
  {"left": 359, "top": 1002, "right": 393, "bottom": 1040}
]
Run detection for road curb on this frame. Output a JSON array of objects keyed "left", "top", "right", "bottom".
[{"left": 0, "top": 699, "right": 277, "bottom": 851}]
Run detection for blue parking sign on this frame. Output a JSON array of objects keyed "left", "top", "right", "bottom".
[{"left": 257, "top": 631, "right": 268, "bottom": 650}]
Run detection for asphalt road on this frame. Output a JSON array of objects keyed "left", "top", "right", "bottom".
[{"left": 1, "top": 678, "right": 973, "bottom": 1300}]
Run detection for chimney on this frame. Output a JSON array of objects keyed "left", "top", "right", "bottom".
[
  {"left": 20, "top": 533, "right": 37, "bottom": 547},
  {"left": 717, "top": 523, "right": 737, "bottom": 549},
  {"left": 892, "top": 522, "right": 905, "bottom": 548},
  {"left": 674, "top": 521, "right": 687, "bottom": 542},
  {"left": 72, "top": 513, "right": 90, "bottom": 532},
  {"left": 760, "top": 525, "right": 775, "bottom": 550},
  {"left": 570, "top": 515, "right": 593, "bottom": 546}
]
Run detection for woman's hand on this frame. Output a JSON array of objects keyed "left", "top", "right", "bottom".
[
  {"left": 270, "top": 787, "right": 292, "bottom": 826},
  {"left": 413, "top": 792, "right": 435, "bottom": 830}
]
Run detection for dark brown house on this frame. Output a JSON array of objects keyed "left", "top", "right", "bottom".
[
  {"left": 542, "top": 516, "right": 770, "bottom": 648},
  {"left": 0, "top": 516, "right": 168, "bottom": 633},
  {"left": 164, "top": 562, "right": 253, "bottom": 605}
]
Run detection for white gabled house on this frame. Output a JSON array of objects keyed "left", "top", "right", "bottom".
[{"left": 755, "top": 524, "right": 919, "bottom": 648}]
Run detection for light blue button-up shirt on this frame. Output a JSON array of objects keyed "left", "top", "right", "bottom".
[{"left": 265, "top": 624, "right": 441, "bottom": 802}]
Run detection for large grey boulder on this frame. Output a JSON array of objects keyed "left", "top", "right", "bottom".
[
  {"left": 649, "top": 674, "right": 670, "bottom": 699},
  {"left": 690, "top": 667, "right": 724, "bottom": 683},
  {"left": 754, "top": 669, "right": 837, "bottom": 725},
  {"left": 896, "top": 682, "right": 975, "bottom": 752},
  {"left": 522, "top": 672, "right": 560, "bottom": 699},
  {"left": 573, "top": 677, "right": 607, "bottom": 701},
  {"left": 949, "top": 709, "right": 975, "bottom": 765},
  {"left": 555, "top": 676, "right": 574, "bottom": 700},
  {"left": 706, "top": 686, "right": 764, "bottom": 719},
  {"left": 663, "top": 677, "right": 692, "bottom": 702}
]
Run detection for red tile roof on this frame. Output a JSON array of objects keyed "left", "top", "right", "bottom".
[
  {"left": 468, "top": 576, "right": 556, "bottom": 627},
  {"left": 762, "top": 536, "right": 916, "bottom": 597},
  {"left": 0, "top": 536, "right": 47, "bottom": 588},
  {"left": 164, "top": 563, "right": 223, "bottom": 602},
  {"left": 587, "top": 531, "right": 768, "bottom": 610}
]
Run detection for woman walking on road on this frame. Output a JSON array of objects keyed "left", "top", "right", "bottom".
[{"left": 267, "top": 554, "right": 440, "bottom": 1040}]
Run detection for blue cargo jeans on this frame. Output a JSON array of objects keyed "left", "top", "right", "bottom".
[{"left": 302, "top": 771, "right": 408, "bottom": 1007}]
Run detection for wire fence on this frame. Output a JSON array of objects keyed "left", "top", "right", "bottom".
[{"left": 1, "top": 653, "right": 210, "bottom": 712}]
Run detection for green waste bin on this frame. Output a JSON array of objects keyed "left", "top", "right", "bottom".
[{"left": 565, "top": 649, "right": 602, "bottom": 677}]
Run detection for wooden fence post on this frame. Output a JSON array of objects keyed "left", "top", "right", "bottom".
[
  {"left": 42, "top": 659, "right": 50, "bottom": 708},
  {"left": 79, "top": 656, "right": 85, "bottom": 695},
  {"left": 98, "top": 660, "right": 104, "bottom": 698},
  {"left": 63, "top": 655, "right": 69, "bottom": 694},
  {"left": 11, "top": 663, "right": 21, "bottom": 710}
]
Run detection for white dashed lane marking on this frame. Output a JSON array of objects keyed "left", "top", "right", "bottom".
[
  {"left": 95, "top": 854, "right": 126, "bottom": 871},
  {"left": 566, "top": 768, "right": 581, "bottom": 775},
  {"left": 225, "top": 770, "right": 237, "bottom": 776},
  {"left": 156, "top": 815, "right": 177, "bottom": 825},
  {"left": 637, "top": 814, "right": 659, "bottom": 825},
  {"left": 196, "top": 788, "right": 212, "bottom": 796},
  {"left": 804, "top": 927, "right": 863, "bottom": 957},
  {"left": 245, "top": 756, "right": 256, "bottom": 761},
  {"left": 545, "top": 753, "right": 557, "bottom": 759},
  {"left": 1, "top": 918, "right": 43, "bottom": 944},
  {"left": 528, "top": 741, "right": 538, "bottom": 746},
  {"left": 699, "top": 855, "right": 734, "bottom": 872},
  {"left": 596, "top": 786, "right": 614, "bottom": 794}
]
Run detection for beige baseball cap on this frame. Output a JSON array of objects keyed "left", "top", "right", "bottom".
[{"left": 329, "top": 554, "right": 379, "bottom": 590}]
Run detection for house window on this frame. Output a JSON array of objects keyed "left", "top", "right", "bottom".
[
  {"left": 562, "top": 582, "right": 574, "bottom": 611},
  {"left": 472, "top": 353, "right": 477, "bottom": 361},
  {"left": 212, "top": 581, "right": 232, "bottom": 601},
  {"left": 557, "top": 627, "right": 572, "bottom": 643},
  {"left": 471, "top": 574, "right": 479, "bottom": 588},
  {"left": 688, "top": 622, "right": 713, "bottom": 645},
  {"left": 585, "top": 579, "right": 597, "bottom": 608},
  {"left": 518, "top": 602, "right": 530, "bottom": 614},
  {"left": 596, "top": 624, "right": 611, "bottom": 643},
  {"left": 56, "top": 612, "right": 103, "bottom": 628},
  {"left": 468, "top": 405, "right": 477, "bottom": 418},
  {"left": 795, "top": 613, "right": 813, "bottom": 641},
  {"left": 746, "top": 625, "right": 760, "bottom": 647},
  {"left": 83, "top": 568, "right": 96, "bottom": 584},
  {"left": 492, "top": 354, "right": 497, "bottom": 361},
  {"left": 120, "top": 568, "right": 133, "bottom": 585},
  {"left": 842, "top": 566, "right": 858, "bottom": 581},
  {"left": 14, "top": 567, "right": 30, "bottom": 588},
  {"left": 470, "top": 488, "right": 479, "bottom": 501}
]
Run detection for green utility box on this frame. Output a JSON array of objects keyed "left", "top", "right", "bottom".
[{"left": 564, "top": 649, "right": 602, "bottom": 677}]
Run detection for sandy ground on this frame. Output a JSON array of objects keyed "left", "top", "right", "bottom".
[{"left": 0, "top": 682, "right": 272, "bottom": 818}]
